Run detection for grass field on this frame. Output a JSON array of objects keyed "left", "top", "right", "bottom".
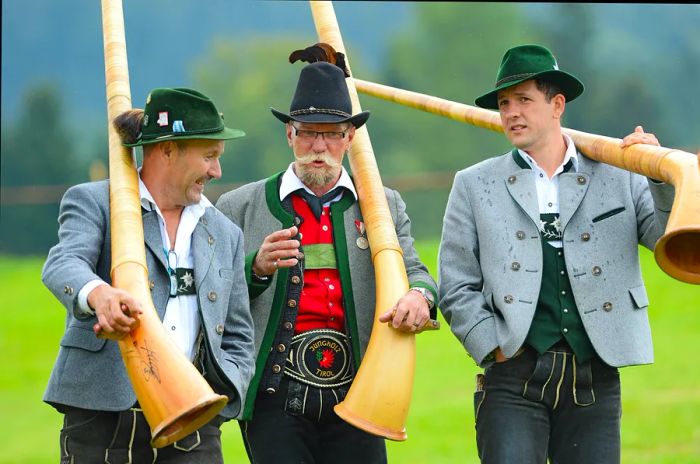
[{"left": 0, "top": 243, "right": 698, "bottom": 463}]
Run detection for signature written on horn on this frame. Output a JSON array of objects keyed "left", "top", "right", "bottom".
[{"left": 140, "top": 340, "right": 161, "bottom": 383}]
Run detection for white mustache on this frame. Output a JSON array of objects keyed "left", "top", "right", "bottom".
[{"left": 294, "top": 152, "right": 342, "bottom": 168}]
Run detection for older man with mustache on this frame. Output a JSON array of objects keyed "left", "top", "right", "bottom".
[{"left": 216, "top": 61, "right": 437, "bottom": 463}]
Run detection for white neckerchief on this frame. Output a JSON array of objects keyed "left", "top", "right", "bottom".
[
  {"left": 517, "top": 133, "right": 579, "bottom": 248},
  {"left": 139, "top": 173, "right": 209, "bottom": 361},
  {"left": 279, "top": 162, "right": 358, "bottom": 204}
]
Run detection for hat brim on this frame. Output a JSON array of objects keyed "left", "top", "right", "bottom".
[
  {"left": 271, "top": 107, "right": 370, "bottom": 128},
  {"left": 475, "top": 70, "right": 584, "bottom": 110},
  {"left": 123, "top": 126, "right": 245, "bottom": 147}
]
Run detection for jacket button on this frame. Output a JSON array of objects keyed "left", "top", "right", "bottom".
[
  {"left": 508, "top": 175, "right": 517, "bottom": 184},
  {"left": 288, "top": 299, "right": 297, "bottom": 308},
  {"left": 577, "top": 175, "right": 586, "bottom": 185},
  {"left": 266, "top": 387, "right": 276, "bottom": 394},
  {"left": 277, "top": 344, "right": 286, "bottom": 352},
  {"left": 208, "top": 291, "right": 217, "bottom": 302},
  {"left": 516, "top": 231, "right": 526, "bottom": 240},
  {"left": 283, "top": 321, "right": 293, "bottom": 330},
  {"left": 581, "top": 232, "right": 591, "bottom": 242},
  {"left": 592, "top": 266, "right": 602, "bottom": 276},
  {"left": 603, "top": 302, "right": 613, "bottom": 312},
  {"left": 200, "top": 217, "right": 208, "bottom": 226},
  {"left": 504, "top": 295, "right": 514, "bottom": 304},
  {"left": 208, "top": 236, "right": 215, "bottom": 245},
  {"left": 294, "top": 217, "right": 301, "bottom": 226},
  {"left": 511, "top": 262, "right": 521, "bottom": 271},
  {"left": 291, "top": 276, "right": 301, "bottom": 285},
  {"left": 63, "top": 285, "right": 74, "bottom": 295},
  {"left": 216, "top": 324, "right": 224, "bottom": 335},
  {"left": 272, "top": 364, "right": 281, "bottom": 374},
  {"left": 149, "top": 280, "right": 155, "bottom": 290}
]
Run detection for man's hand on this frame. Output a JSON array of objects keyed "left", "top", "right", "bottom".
[
  {"left": 621, "top": 125, "right": 660, "bottom": 148},
  {"left": 88, "top": 284, "right": 142, "bottom": 340},
  {"left": 252, "top": 226, "right": 302, "bottom": 277},
  {"left": 379, "top": 289, "right": 431, "bottom": 333}
]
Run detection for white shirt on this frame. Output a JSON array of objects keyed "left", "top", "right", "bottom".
[
  {"left": 279, "top": 162, "right": 358, "bottom": 204},
  {"left": 77, "top": 172, "right": 209, "bottom": 360},
  {"left": 517, "top": 133, "right": 579, "bottom": 248}
]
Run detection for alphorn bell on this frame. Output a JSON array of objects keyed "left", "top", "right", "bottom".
[
  {"left": 309, "top": 1, "right": 418, "bottom": 441},
  {"left": 353, "top": 78, "right": 700, "bottom": 285},
  {"left": 101, "top": 0, "right": 228, "bottom": 447}
]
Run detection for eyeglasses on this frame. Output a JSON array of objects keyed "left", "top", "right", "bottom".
[{"left": 293, "top": 125, "right": 347, "bottom": 142}]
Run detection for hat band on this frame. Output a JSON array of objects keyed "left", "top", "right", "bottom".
[
  {"left": 290, "top": 108, "right": 352, "bottom": 118},
  {"left": 139, "top": 123, "right": 226, "bottom": 141},
  {"left": 496, "top": 72, "right": 537, "bottom": 87}
]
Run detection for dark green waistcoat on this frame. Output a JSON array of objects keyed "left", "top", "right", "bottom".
[
  {"left": 525, "top": 234, "right": 595, "bottom": 362},
  {"left": 511, "top": 150, "right": 595, "bottom": 362}
]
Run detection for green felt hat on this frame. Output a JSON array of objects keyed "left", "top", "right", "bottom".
[
  {"left": 475, "top": 44, "right": 584, "bottom": 110},
  {"left": 124, "top": 88, "right": 245, "bottom": 147}
]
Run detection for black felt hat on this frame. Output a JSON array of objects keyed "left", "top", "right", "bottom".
[{"left": 271, "top": 62, "right": 369, "bottom": 128}]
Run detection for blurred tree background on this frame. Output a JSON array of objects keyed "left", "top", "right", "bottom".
[{"left": 2, "top": 2, "right": 699, "bottom": 255}]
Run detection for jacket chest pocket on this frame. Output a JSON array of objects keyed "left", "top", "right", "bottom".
[{"left": 592, "top": 206, "right": 626, "bottom": 223}]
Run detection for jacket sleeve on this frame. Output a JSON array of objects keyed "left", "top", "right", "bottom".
[
  {"left": 633, "top": 173, "right": 674, "bottom": 250},
  {"left": 437, "top": 171, "right": 498, "bottom": 365},
  {"left": 387, "top": 188, "right": 438, "bottom": 319},
  {"left": 41, "top": 182, "right": 109, "bottom": 320}
]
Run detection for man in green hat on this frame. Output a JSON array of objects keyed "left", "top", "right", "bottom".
[
  {"left": 216, "top": 60, "right": 437, "bottom": 463},
  {"left": 438, "top": 44, "right": 673, "bottom": 463},
  {"left": 42, "top": 87, "right": 255, "bottom": 462}
]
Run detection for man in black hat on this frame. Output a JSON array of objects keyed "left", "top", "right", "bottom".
[
  {"left": 42, "top": 88, "right": 255, "bottom": 463},
  {"left": 216, "top": 60, "right": 437, "bottom": 463},
  {"left": 438, "top": 44, "right": 674, "bottom": 463}
]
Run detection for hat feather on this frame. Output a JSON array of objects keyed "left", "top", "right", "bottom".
[{"left": 288, "top": 42, "right": 350, "bottom": 78}]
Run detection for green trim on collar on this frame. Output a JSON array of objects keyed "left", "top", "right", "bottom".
[
  {"left": 330, "top": 192, "right": 362, "bottom": 368},
  {"left": 512, "top": 148, "right": 531, "bottom": 170},
  {"left": 265, "top": 172, "right": 294, "bottom": 224},
  {"left": 242, "top": 173, "right": 295, "bottom": 420}
]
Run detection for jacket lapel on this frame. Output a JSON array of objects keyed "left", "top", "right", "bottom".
[
  {"left": 192, "top": 213, "right": 214, "bottom": 290},
  {"left": 558, "top": 153, "right": 592, "bottom": 231},
  {"left": 504, "top": 164, "right": 540, "bottom": 229},
  {"left": 142, "top": 209, "right": 167, "bottom": 270},
  {"left": 504, "top": 149, "right": 540, "bottom": 227}
]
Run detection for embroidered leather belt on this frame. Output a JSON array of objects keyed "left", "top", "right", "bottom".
[{"left": 284, "top": 329, "right": 353, "bottom": 388}]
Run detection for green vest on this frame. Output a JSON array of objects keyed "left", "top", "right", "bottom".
[
  {"left": 525, "top": 234, "right": 595, "bottom": 362},
  {"left": 511, "top": 150, "right": 595, "bottom": 362}
]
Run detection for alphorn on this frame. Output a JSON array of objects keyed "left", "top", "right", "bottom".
[
  {"left": 353, "top": 78, "right": 700, "bottom": 285},
  {"left": 101, "top": 0, "right": 228, "bottom": 447},
  {"left": 309, "top": 1, "right": 431, "bottom": 441}
]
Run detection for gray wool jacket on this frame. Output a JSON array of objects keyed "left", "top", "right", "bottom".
[
  {"left": 216, "top": 172, "right": 437, "bottom": 419},
  {"left": 42, "top": 180, "right": 255, "bottom": 419},
  {"left": 438, "top": 150, "right": 674, "bottom": 368}
]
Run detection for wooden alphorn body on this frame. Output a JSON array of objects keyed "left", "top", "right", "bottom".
[
  {"left": 353, "top": 78, "right": 700, "bottom": 285},
  {"left": 308, "top": 1, "right": 421, "bottom": 441},
  {"left": 101, "top": 0, "right": 228, "bottom": 448}
]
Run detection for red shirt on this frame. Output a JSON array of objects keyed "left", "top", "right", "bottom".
[{"left": 292, "top": 194, "right": 345, "bottom": 333}]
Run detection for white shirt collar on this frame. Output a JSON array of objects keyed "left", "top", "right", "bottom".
[
  {"left": 279, "top": 162, "right": 358, "bottom": 202},
  {"left": 517, "top": 133, "right": 579, "bottom": 175},
  {"left": 138, "top": 168, "right": 212, "bottom": 217}
]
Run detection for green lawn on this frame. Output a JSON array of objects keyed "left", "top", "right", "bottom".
[{"left": 1, "top": 244, "right": 698, "bottom": 463}]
